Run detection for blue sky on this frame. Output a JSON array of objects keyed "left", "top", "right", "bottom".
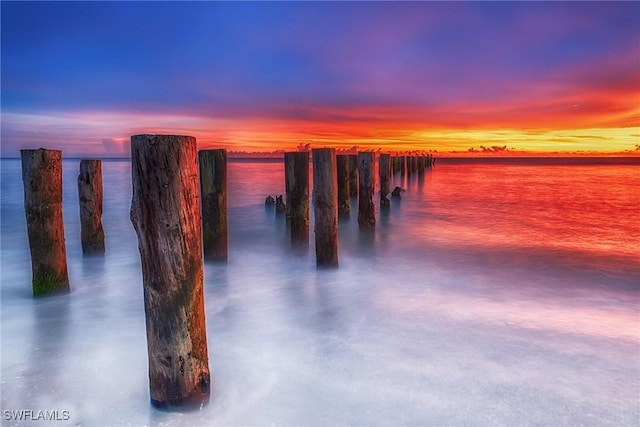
[{"left": 2, "top": 1, "right": 639, "bottom": 155}]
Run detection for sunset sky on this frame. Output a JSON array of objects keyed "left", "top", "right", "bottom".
[{"left": 1, "top": 1, "right": 639, "bottom": 157}]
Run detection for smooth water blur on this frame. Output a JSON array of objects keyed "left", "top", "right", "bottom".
[{"left": 1, "top": 157, "right": 639, "bottom": 426}]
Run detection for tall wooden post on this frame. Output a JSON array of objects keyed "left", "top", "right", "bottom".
[
  {"left": 400, "top": 156, "right": 406, "bottom": 176},
  {"left": 379, "top": 154, "right": 391, "bottom": 209},
  {"left": 21, "top": 149, "right": 70, "bottom": 296},
  {"left": 130, "top": 134, "right": 210, "bottom": 409},
  {"left": 284, "top": 152, "right": 310, "bottom": 248},
  {"left": 348, "top": 154, "right": 358, "bottom": 197},
  {"left": 78, "top": 159, "right": 105, "bottom": 255},
  {"left": 199, "top": 149, "right": 227, "bottom": 262},
  {"left": 358, "top": 152, "right": 376, "bottom": 228},
  {"left": 312, "top": 148, "right": 338, "bottom": 268},
  {"left": 336, "top": 154, "right": 350, "bottom": 218}
]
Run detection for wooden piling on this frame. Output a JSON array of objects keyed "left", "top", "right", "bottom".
[
  {"left": 21, "top": 149, "right": 70, "bottom": 296},
  {"left": 357, "top": 152, "right": 376, "bottom": 228},
  {"left": 312, "top": 148, "right": 338, "bottom": 268},
  {"left": 379, "top": 154, "right": 391, "bottom": 209},
  {"left": 284, "top": 152, "right": 310, "bottom": 248},
  {"left": 78, "top": 159, "right": 105, "bottom": 255},
  {"left": 400, "top": 156, "right": 406, "bottom": 175},
  {"left": 130, "top": 134, "right": 210, "bottom": 409},
  {"left": 348, "top": 154, "right": 358, "bottom": 197},
  {"left": 199, "top": 149, "right": 227, "bottom": 262},
  {"left": 336, "top": 154, "right": 350, "bottom": 218}
]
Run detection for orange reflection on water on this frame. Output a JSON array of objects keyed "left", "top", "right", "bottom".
[{"left": 410, "top": 163, "right": 640, "bottom": 260}]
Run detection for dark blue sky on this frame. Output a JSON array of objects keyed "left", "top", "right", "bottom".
[{"left": 1, "top": 1, "right": 639, "bottom": 155}]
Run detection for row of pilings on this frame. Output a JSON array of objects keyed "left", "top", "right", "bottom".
[
  {"left": 19, "top": 135, "right": 435, "bottom": 409},
  {"left": 276, "top": 151, "right": 435, "bottom": 267}
]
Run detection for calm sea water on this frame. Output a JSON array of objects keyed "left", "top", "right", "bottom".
[{"left": 1, "top": 157, "right": 639, "bottom": 426}]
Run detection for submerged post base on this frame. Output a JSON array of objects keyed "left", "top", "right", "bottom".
[{"left": 150, "top": 373, "right": 211, "bottom": 411}]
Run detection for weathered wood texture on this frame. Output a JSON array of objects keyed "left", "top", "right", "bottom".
[
  {"left": 78, "top": 159, "right": 105, "bottom": 255},
  {"left": 21, "top": 149, "right": 70, "bottom": 296},
  {"left": 348, "top": 154, "right": 358, "bottom": 197},
  {"left": 357, "top": 152, "right": 376, "bottom": 228},
  {"left": 130, "top": 134, "right": 210, "bottom": 409},
  {"left": 312, "top": 148, "right": 339, "bottom": 268},
  {"left": 199, "top": 149, "right": 228, "bottom": 262},
  {"left": 336, "top": 154, "right": 351, "bottom": 218},
  {"left": 379, "top": 154, "right": 391, "bottom": 209},
  {"left": 284, "top": 152, "right": 310, "bottom": 248}
]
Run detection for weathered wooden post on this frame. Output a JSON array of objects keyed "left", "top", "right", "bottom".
[
  {"left": 78, "top": 159, "right": 105, "bottom": 255},
  {"left": 312, "top": 148, "right": 338, "bottom": 268},
  {"left": 284, "top": 152, "right": 310, "bottom": 248},
  {"left": 348, "top": 154, "right": 358, "bottom": 197},
  {"left": 130, "top": 134, "right": 210, "bottom": 409},
  {"left": 358, "top": 151, "right": 376, "bottom": 228},
  {"left": 400, "top": 156, "right": 406, "bottom": 175},
  {"left": 418, "top": 155, "right": 425, "bottom": 175},
  {"left": 21, "top": 149, "right": 70, "bottom": 296},
  {"left": 199, "top": 149, "right": 227, "bottom": 262},
  {"left": 336, "top": 154, "right": 350, "bottom": 218},
  {"left": 379, "top": 153, "right": 391, "bottom": 209}
]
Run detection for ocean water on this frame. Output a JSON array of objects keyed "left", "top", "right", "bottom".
[{"left": 1, "top": 157, "right": 639, "bottom": 426}]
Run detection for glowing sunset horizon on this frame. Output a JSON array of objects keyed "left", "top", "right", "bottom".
[{"left": 1, "top": 2, "right": 638, "bottom": 157}]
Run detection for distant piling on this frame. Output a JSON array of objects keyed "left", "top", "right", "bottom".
[
  {"left": 130, "top": 134, "right": 210, "bottom": 409},
  {"left": 336, "top": 154, "right": 351, "bottom": 218},
  {"left": 348, "top": 154, "right": 358, "bottom": 197},
  {"left": 284, "top": 151, "right": 310, "bottom": 248},
  {"left": 312, "top": 148, "right": 338, "bottom": 268},
  {"left": 78, "top": 159, "right": 105, "bottom": 255},
  {"left": 21, "top": 149, "right": 70, "bottom": 296},
  {"left": 358, "top": 151, "right": 376, "bottom": 228},
  {"left": 400, "top": 156, "right": 406, "bottom": 175},
  {"left": 379, "top": 154, "right": 391, "bottom": 209},
  {"left": 199, "top": 149, "right": 227, "bottom": 262}
]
